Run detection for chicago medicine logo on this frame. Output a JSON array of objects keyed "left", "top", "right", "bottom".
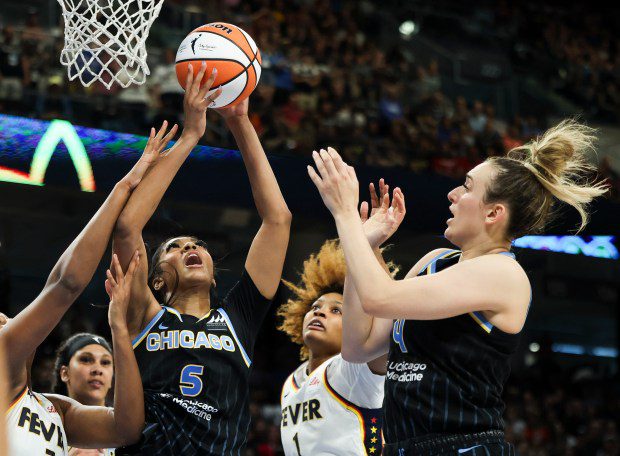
[{"left": 205, "top": 312, "right": 227, "bottom": 330}]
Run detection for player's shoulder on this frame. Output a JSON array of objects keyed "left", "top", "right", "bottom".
[
  {"left": 294, "top": 360, "right": 310, "bottom": 378},
  {"left": 326, "top": 354, "right": 380, "bottom": 383},
  {"left": 40, "top": 393, "right": 76, "bottom": 422},
  {"left": 286, "top": 361, "right": 309, "bottom": 387},
  {"left": 466, "top": 252, "right": 530, "bottom": 289},
  {"left": 223, "top": 268, "right": 268, "bottom": 304},
  {"left": 406, "top": 248, "right": 456, "bottom": 278},
  {"left": 282, "top": 361, "right": 308, "bottom": 403},
  {"left": 326, "top": 355, "right": 385, "bottom": 408}
]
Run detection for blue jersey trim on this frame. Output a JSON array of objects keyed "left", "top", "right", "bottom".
[
  {"left": 469, "top": 311, "right": 493, "bottom": 333},
  {"left": 429, "top": 250, "right": 460, "bottom": 274},
  {"left": 163, "top": 306, "right": 184, "bottom": 322},
  {"left": 468, "top": 252, "right": 515, "bottom": 333},
  {"left": 418, "top": 249, "right": 456, "bottom": 275},
  {"left": 132, "top": 308, "right": 165, "bottom": 348},
  {"left": 217, "top": 308, "right": 252, "bottom": 368}
]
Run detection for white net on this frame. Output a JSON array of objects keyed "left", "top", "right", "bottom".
[{"left": 57, "top": 0, "right": 164, "bottom": 89}]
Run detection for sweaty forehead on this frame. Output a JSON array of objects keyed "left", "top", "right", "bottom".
[
  {"left": 317, "top": 292, "right": 344, "bottom": 304},
  {"left": 73, "top": 344, "right": 112, "bottom": 358},
  {"left": 164, "top": 236, "right": 202, "bottom": 251},
  {"left": 468, "top": 162, "right": 495, "bottom": 182},
  {"left": 167, "top": 236, "right": 195, "bottom": 246}
]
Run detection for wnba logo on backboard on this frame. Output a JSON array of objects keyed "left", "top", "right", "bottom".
[{"left": 0, "top": 119, "right": 95, "bottom": 192}]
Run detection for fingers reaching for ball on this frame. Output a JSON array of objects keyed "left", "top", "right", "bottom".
[
  {"left": 198, "top": 66, "right": 220, "bottom": 100},
  {"left": 307, "top": 147, "right": 359, "bottom": 217},
  {"left": 184, "top": 63, "right": 222, "bottom": 107},
  {"left": 182, "top": 63, "right": 223, "bottom": 140}
]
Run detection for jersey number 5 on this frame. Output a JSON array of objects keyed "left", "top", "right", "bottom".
[{"left": 180, "top": 364, "right": 204, "bottom": 397}]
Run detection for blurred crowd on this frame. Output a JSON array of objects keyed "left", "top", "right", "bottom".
[
  {"left": 1, "top": 0, "right": 619, "bottom": 191},
  {"left": 1, "top": 0, "right": 617, "bottom": 186},
  {"left": 498, "top": 2, "right": 620, "bottom": 124},
  {"left": 504, "top": 385, "right": 619, "bottom": 456}
]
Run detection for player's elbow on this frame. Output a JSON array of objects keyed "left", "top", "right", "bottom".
[
  {"left": 47, "top": 268, "right": 86, "bottom": 299},
  {"left": 115, "top": 211, "right": 139, "bottom": 238},
  {"left": 341, "top": 345, "right": 371, "bottom": 364},
  {"left": 264, "top": 207, "right": 292, "bottom": 226},
  {"left": 359, "top": 278, "right": 394, "bottom": 317},
  {"left": 115, "top": 433, "right": 141, "bottom": 448},
  {"left": 359, "top": 293, "right": 384, "bottom": 317},
  {"left": 56, "top": 275, "right": 84, "bottom": 297},
  {"left": 115, "top": 422, "right": 144, "bottom": 447}
]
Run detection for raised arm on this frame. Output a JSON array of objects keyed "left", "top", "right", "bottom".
[
  {"left": 341, "top": 181, "right": 404, "bottom": 373},
  {"left": 309, "top": 148, "right": 530, "bottom": 329},
  {"left": 217, "top": 98, "right": 291, "bottom": 299},
  {"left": 113, "top": 63, "right": 221, "bottom": 332},
  {"left": 343, "top": 264, "right": 391, "bottom": 371},
  {"left": 0, "top": 139, "right": 161, "bottom": 391},
  {"left": 49, "top": 253, "right": 145, "bottom": 448}
]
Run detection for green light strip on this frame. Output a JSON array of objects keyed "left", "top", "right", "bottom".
[
  {"left": 29, "top": 120, "right": 95, "bottom": 191},
  {"left": 0, "top": 166, "right": 43, "bottom": 185}
]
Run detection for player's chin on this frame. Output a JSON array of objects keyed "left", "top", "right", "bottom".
[
  {"left": 181, "top": 267, "right": 212, "bottom": 282},
  {"left": 302, "top": 327, "right": 329, "bottom": 344},
  {"left": 444, "top": 225, "right": 456, "bottom": 244},
  {"left": 82, "top": 387, "right": 106, "bottom": 403}
]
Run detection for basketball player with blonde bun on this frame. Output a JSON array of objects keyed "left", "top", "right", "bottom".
[
  {"left": 53, "top": 333, "right": 115, "bottom": 455},
  {"left": 1, "top": 123, "right": 177, "bottom": 455},
  {"left": 308, "top": 120, "right": 608, "bottom": 455},
  {"left": 277, "top": 205, "right": 400, "bottom": 456},
  {"left": 112, "top": 62, "right": 291, "bottom": 455}
]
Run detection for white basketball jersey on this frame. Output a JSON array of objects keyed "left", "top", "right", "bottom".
[
  {"left": 280, "top": 354, "right": 384, "bottom": 456},
  {"left": 6, "top": 386, "right": 68, "bottom": 456}
]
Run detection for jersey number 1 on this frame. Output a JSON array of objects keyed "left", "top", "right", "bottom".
[
  {"left": 293, "top": 432, "right": 301, "bottom": 456},
  {"left": 180, "top": 364, "right": 204, "bottom": 397}
]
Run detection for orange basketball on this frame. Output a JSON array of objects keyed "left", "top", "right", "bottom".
[{"left": 175, "top": 22, "right": 262, "bottom": 108}]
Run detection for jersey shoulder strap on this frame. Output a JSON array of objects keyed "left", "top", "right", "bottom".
[
  {"left": 419, "top": 249, "right": 461, "bottom": 276},
  {"left": 132, "top": 307, "right": 165, "bottom": 349}
]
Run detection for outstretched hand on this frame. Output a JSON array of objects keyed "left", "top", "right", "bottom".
[
  {"left": 307, "top": 147, "right": 359, "bottom": 218},
  {"left": 121, "top": 122, "right": 178, "bottom": 190},
  {"left": 183, "top": 62, "right": 223, "bottom": 140},
  {"left": 360, "top": 179, "right": 406, "bottom": 248},
  {"left": 106, "top": 251, "right": 140, "bottom": 330}
]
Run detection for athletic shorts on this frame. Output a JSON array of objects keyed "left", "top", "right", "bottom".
[{"left": 383, "top": 430, "right": 515, "bottom": 455}]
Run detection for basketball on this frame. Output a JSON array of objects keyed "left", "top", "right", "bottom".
[{"left": 175, "top": 22, "right": 262, "bottom": 108}]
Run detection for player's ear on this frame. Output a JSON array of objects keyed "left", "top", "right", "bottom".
[
  {"left": 60, "top": 365, "right": 70, "bottom": 383},
  {"left": 153, "top": 276, "right": 164, "bottom": 291}
]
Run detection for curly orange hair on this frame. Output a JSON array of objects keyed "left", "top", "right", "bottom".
[{"left": 277, "top": 239, "right": 399, "bottom": 361}]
